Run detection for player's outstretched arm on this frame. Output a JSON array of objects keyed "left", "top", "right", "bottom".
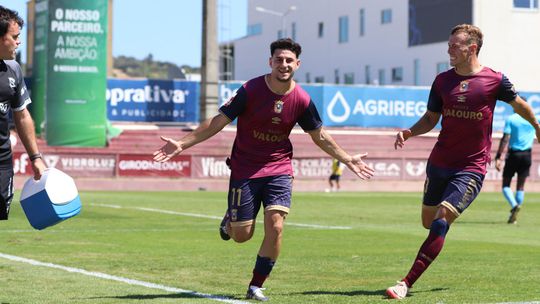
[
  {"left": 153, "top": 113, "right": 231, "bottom": 162},
  {"left": 307, "top": 127, "right": 374, "bottom": 180},
  {"left": 511, "top": 96, "right": 540, "bottom": 143},
  {"left": 394, "top": 110, "right": 440, "bottom": 149}
]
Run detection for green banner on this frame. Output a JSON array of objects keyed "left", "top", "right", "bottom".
[
  {"left": 30, "top": 0, "right": 49, "bottom": 135},
  {"left": 38, "top": 0, "right": 108, "bottom": 146}
]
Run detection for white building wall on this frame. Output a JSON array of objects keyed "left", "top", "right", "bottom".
[
  {"left": 473, "top": 0, "right": 540, "bottom": 91},
  {"left": 233, "top": 0, "right": 539, "bottom": 91}
]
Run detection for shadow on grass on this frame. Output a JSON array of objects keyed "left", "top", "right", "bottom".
[
  {"left": 458, "top": 220, "right": 503, "bottom": 225},
  {"left": 297, "top": 287, "right": 448, "bottom": 298},
  {"left": 84, "top": 292, "right": 241, "bottom": 301},
  {"left": 299, "top": 289, "right": 387, "bottom": 296}
]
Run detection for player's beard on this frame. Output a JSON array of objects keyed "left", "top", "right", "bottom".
[{"left": 276, "top": 70, "right": 295, "bottom": 83}]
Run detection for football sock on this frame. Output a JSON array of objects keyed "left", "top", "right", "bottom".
[
  {"left": 503, "top": 187, "right": 518, "bottom": 208},
  {"left": 249, "top": 255, "right": 275, "bottom": 288},
  {"left": 515, "top": 190, "right": 524, "bottom": 205},
  {"left": 403, "top": 218, "right": 449, "bottom": 288}
]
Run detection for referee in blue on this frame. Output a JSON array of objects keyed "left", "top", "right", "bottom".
[{"left": 495, "top": 97, "right": 538, "bottom": 224}]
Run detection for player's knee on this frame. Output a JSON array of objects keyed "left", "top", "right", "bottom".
[
  {"left": 230, "top": 226, "right": 255, "bottom": 243},
  {"left": 264, "top": 222, "right": 284, "bottom": 241},
  {"left": 430, "top": 218, "right": 449, "bottom": 237},
  {"left": 231, "top": 231, "right": 253, "bottom": 243}
]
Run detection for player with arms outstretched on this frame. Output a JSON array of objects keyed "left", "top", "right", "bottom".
[{"left": 154, "top": 38, "right": 374, "bottom": 301}]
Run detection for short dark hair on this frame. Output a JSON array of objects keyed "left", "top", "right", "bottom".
[
  {"left": 451, "top": 24, "right": 483, "bottom": 55},
  {"left": 0, "top": 5, "right": 24, "bottom": 37},
  {"left": 270, "top": 38, "right": 302, "bottom": 58}
]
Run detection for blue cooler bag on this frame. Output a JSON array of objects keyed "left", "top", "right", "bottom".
[{"left": 20, "top": 168, "right": 81, "bottom": 230}]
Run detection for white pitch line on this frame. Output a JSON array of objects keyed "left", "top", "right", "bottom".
[
  {"left": 91, "top": 203, "right": 352, "bottom": 230},
  {"left": 0, "top": 253, "right": 249, "bottom": 304},
  {"left": 493, "top": 302, "right": 540, "bottom": 304}
]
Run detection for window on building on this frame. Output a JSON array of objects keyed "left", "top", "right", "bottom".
[
  {"left": 436, "top": 62, "right": 449, "bottom": 74},
  {"left": 334, "top": 69, "right": 340, "bottom": 84},
  {"left": 314, "top": 76, "right": 325, "bottom": 83},
  {"left": 513, "top": 0, "right": 539, "bottom": 9},
  {"left": 305, "top": 72, "right": 311, "bottom": 83},
  {"left": 318, "top": 22, "right": 324, "bottom": 38},
  {"left": 344, "top": 73, "right": 355, "bottom": 84},
  {"left": 378, "top": 69, "right": 385, "bottom": 85},
  {"left": 413, "top": 59, "right": 420, "bottom": 86},
  {"left": 365, "top": 65, "right": 371, "bottom": 84},
  {"left": 381, "top": 9, "right": 392, "bottom": 24},
  {"left": 339, "top": 16, "right": 349, "bottom": 43},
  {"left": 392, "top": 67, "right": 403, "bottom": 82},
  {"left": 278, "top": 29, "right": 284, "bottom": 39},
  {"left": 291, "top": 22, "right": 297, "bottom": 40},
  {"left": 247, "top": 23, "right": 262, "bottom": 36},
  {"left": 359, "top": 9, "right": 365, "bottom": 36}
]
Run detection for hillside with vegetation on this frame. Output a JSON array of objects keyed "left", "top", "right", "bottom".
[{"left": 112, "top": 54, "right": 199, "bottom": 80}]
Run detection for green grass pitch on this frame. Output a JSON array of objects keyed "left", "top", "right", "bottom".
[{"left": 0, "top": 190, "right": 538, "bottom": 303}]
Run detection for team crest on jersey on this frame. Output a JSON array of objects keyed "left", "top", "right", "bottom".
[
  {"left": 8, "top": 77, "right": 16, "bottom": 88},
  {"left": 274, "top": 100, "right": 284, "bottom": 113},
  {"left": 459, "top": 80, "right": 469, "bottom": 92}
]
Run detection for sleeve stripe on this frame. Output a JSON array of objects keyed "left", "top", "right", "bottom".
[{"left": 12, "top": 98, "right": 32, "bottom": 112}]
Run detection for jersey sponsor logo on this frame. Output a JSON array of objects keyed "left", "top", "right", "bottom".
[
  {"left": 0, "top": 102, "right": 9, "bottom": 113},
  {"left": 252, "top": 130, "right": 287, "bottom": 142},
  {"left": 443, "top": 108, "right": 483, "bottom": 120},
  {"left": 271, "top": 117, "right": 281, "bottom": 125},
  {"left": 274, "top": 100, "right": 284, "bottom": 113},
  {"left": 8, "top": 77, "right": 15, "bottom": 89},
  {"left": 457, "top": 95, "right": 466, "bottom": 103}
]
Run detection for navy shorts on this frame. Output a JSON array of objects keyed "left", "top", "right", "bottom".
[
  {"left": 0, "top": 167, "right": 14, "bottom": 220},
  {"left": 423, "top": 163, "right": 484, "bottom": 217},
  {"left": 503, "top": 149, "right": 532, "bottom": 178},
  {"left": 329, "top": 174, "right": 341, "bottom": 181},
  {"left": 227, "top": 175, "right": 292, "bottom": 227}
]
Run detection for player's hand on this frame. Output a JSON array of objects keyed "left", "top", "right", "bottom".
[
  {"left": 495, "top": 158, "right": 502, "bottom": 172},
  {"left": 31, "top": 158, "right": 46, "bottom": 181},
  {"left": 153, "top": 136, "right": 182, "bottom": 162},
  {"left": 394, "top": 129, "right": 412, "bottom": 150},
  {"left": 347, "top": 153, "right": 375, "bottom": 180}
]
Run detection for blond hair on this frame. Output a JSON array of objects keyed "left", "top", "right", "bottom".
[{"left": 451, "top": 24, "right": 483, "bottom": 55}]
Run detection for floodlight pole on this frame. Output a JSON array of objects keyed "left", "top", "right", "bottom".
[{"left": 200, "top": 0, "right": 219, "bottom": 121}]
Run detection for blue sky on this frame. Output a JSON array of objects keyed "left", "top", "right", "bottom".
[{"left": 2, "top": 0, "right": 247, "bottom": 67}]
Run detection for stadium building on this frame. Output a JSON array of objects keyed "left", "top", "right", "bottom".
[{"left": 226, "top": 0, "right": 540, "bottom": 91}]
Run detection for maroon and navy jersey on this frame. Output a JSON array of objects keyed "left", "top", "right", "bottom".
[
  {"left": 427, "top": 67, "right": 516, "bottom": 174},
  {"left": 219, "top": 75, "right": 322, "bottom": 180}
]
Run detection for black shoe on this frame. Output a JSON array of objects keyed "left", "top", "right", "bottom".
[
  {"left": 219, "top": 213, "right": 231, "bottom": 241},
  {"left": 508, "top": 205, "right": 521, "bottom": 224}
]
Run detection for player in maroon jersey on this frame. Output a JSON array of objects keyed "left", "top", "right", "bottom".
[
  {"left": 153, "top": 38, "right": 374, "bottom": 301},
  {"left": 387, "top": 24, "right": 540, "bottom": 300}
]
